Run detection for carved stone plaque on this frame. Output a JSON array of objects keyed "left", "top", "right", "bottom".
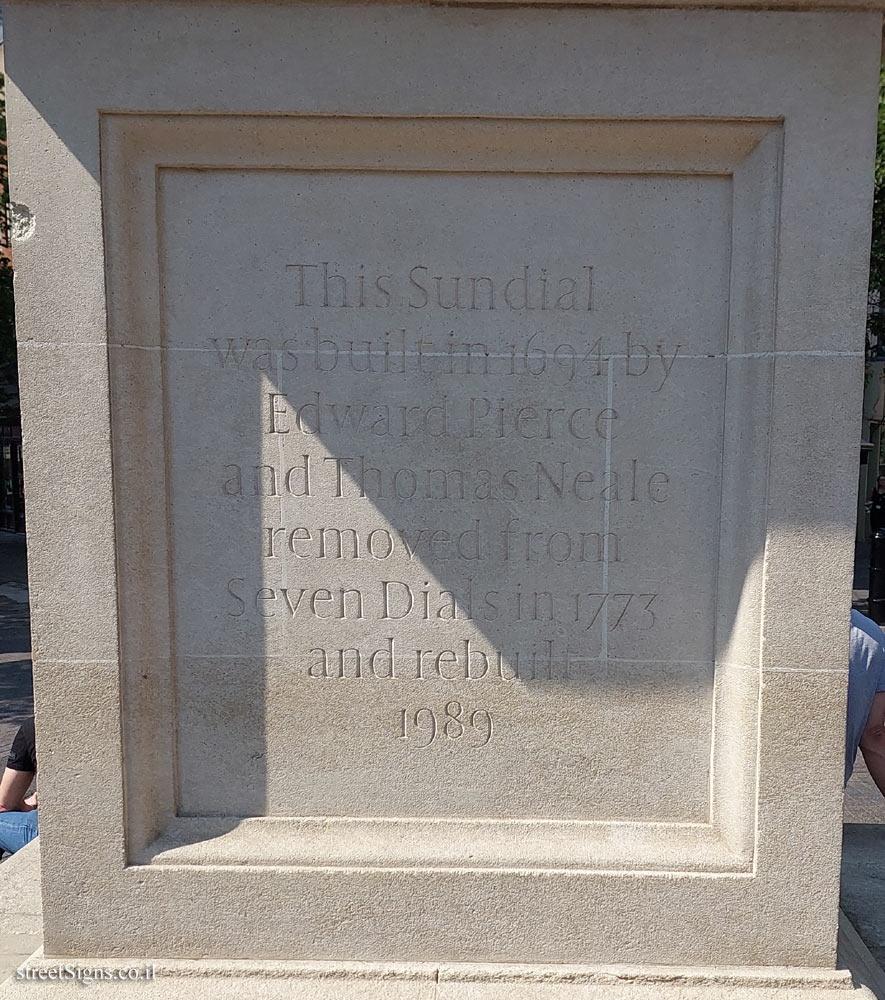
[{"left": 161, "top": 163, "right": 729, "bottom": 819}]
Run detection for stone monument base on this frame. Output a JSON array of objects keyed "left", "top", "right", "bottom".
[
  {"left": 0, "top": 954, "right": 878, "bottom": 999},
  {"left": 5, "top": 0, "right": 884, "bottom": 992}
]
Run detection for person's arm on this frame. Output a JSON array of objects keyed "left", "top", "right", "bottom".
[
  {"left": 860, "top": 691, "right": 885, "bottom": 798},
  {"left": 0, "top": 767, "right": 35, "bottom": 812}
]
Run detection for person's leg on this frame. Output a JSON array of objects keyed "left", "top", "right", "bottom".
[{"left": 0, "top": 810, "right": 37, "bottom": 855}]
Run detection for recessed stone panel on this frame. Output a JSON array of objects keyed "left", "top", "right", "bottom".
[{"left": 158, "top": 164, "right": 731, "bottom": 819}]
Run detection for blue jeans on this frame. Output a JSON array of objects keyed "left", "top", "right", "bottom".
[{"left": 0, "top": 810, "right": 37, "bottom": 855}]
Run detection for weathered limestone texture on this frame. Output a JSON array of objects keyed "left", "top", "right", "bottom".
[{"left": 4, "top": 0, "right": 883, "bottom": 995}]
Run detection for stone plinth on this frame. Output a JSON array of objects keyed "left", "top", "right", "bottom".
[{"left": 4, "top": 0, "right": 882, "bottom": 995}]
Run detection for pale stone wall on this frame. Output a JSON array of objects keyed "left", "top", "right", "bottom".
[{"left": 4, "top": 0, "right": 882, "bottom": 981}]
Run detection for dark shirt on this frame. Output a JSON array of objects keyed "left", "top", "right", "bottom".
[{"left": 7, "top": 718, "right": 36, "bottom": 774}]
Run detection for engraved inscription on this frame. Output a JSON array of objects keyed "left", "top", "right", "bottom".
[
  {"left": 161, "top": 166, "right": 730, "bottom": 818},
  {"left": 211, "top": 329, "right": 681, "bottom": 391},
  {"left": 284, "top": 262, "right": 594, "bottom": 312},
  {"left": 212, "top": 290, "right": 684, "bottom": 693},
  {"left": 396, "top": 703, "right": 494, "bottom": 749},
  {"left": 213, "top": 281, "right": 684, "bottom": 677}
]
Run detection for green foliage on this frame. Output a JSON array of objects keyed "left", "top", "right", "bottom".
[
  {"left": 869, "top": 68, "right": 885, "bottom": 351},
  {"left": 0, "top": 256, "right": 15, "bottom": 368},
  {"left": 0, "top": 70, "right": 16, "bottom": 420}
]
